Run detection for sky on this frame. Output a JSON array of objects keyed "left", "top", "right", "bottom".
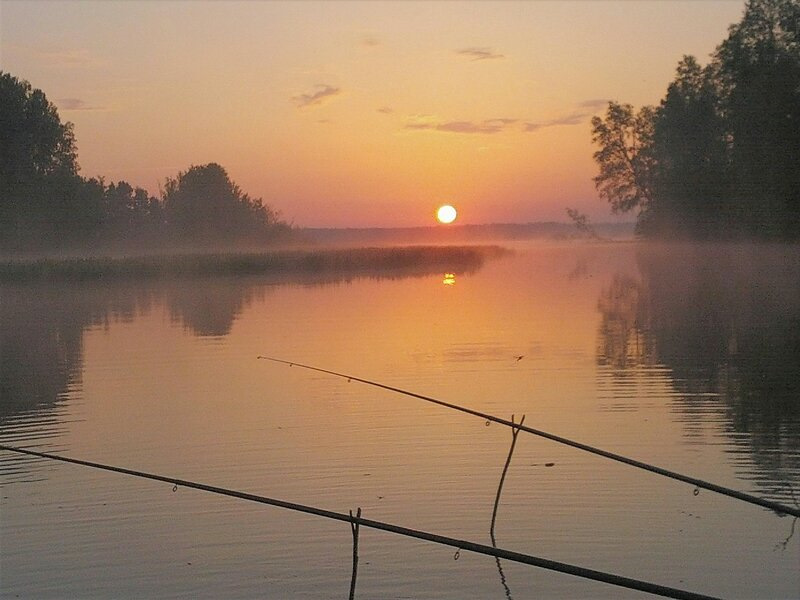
[{"left": 1, "top": 0, "right": 746, "bottom": 228}]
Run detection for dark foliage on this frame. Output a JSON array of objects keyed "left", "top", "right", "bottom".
[
  {"left": 0, "top": 71, "right": 87, "bottom": 248},
  {"left": 592, "top": 0, "right": 800, "bottom": 239},
  {"left": 0, "top": 73, "right": 290, "bottom": 251},
  {"left": 163, "top": 163, "right": 289, "bottom": 246}
]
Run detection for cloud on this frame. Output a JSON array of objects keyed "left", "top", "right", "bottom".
[
  {"left": 549, "top": 112, "right": 587, "bottom": 126},
  {"left": 523, "top": 122, "right": 544, "bottom": 132},
  {"left": 456, "top": 47, "right": 504, "bottom": 61},
  {"left": 377, "top": 106, "right": 394, "bottom": 114},
  {"left": 486, "top": 118, "right": 518, "bottom": 126},
  {"left": 524, "top": 100, "right": 607, "bottom": 132},
  {"left": 405, "top": 117, "right": 516, "bottom": 134},
  {"left": 361, "top": 35, "right": 381, "bottom": 47},
  {"left": 291, "top": 84, "right": 341, "bottom": 108},
  {"left": 403, "top": 100, "right": 605, "bottom": 136},
  {"left": 524, "top": 114, "right": 587, "bottom": 132},
  {"left": 56, "top": 98, "right": 104, "bottom": 111},
  {"left": 437, "top": 121, "right": 504, "bottom": 134},
  {"left": 578, "top": 99, "right": 609, "bottom": 110}
]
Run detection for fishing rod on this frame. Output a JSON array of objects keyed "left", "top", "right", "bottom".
[
  {"left": 0, "top": 444, "right": 721, "bottom": 600},
  {"left": 256, "top": 355, "right": 800, "bottom": 519}
]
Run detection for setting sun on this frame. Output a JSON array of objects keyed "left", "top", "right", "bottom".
[{"left": 436, "top": 205, "right": 457, "bottom": 224}]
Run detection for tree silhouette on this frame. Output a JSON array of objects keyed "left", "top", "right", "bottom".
[
  {"left": 714, "top": 0, "right": 800, "bottom": 238},
  {"left": 163, "top": 163, "right": 287, "bottom": 245},
  {"left": 0, "top": 73, "right": 77, "bottom": 185},
  {"left": 99, "top": 180, "right": 164, "bottom": 244},
  {"left": 0, "top": 72, "right": 90, "bottom": 248},
  {"left": 1, "top": 72, "right": 291, "bottom": 251},
  {"left": 591, "top": 0, "right": 800, "bottom": 240},
  {"left": 590, "top": 102, "right": 657, "bottom": 233},
  {"left": 650, "top": 56, "right": 728, "bottom": 238}
]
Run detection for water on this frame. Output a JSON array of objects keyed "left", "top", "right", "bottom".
[{"left": 1, "top": 241, "right": 798, "bottom": 599}]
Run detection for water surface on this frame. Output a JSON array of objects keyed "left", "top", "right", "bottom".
[{"left": 1, "top": 241, "right": 798, "bottom": 599}]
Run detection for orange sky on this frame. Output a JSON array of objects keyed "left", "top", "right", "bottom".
[{"left": 1, "top": 0, "right": 745, "bottom": 227}]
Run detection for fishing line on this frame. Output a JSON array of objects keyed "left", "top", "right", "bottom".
[
  {"left": 256, "top": 355, "right": 800, "bottom": 518},
  {"left": 0, "top": 444, "right": 720, "bottom": 600}
]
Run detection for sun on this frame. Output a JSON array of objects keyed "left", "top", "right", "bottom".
[{"left": 436, "top": 204, "right": 457, "bottom": 224}]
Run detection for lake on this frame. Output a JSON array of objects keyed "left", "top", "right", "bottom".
[{"left": 1, "top": 241, "right": 798, "bottom": 599}]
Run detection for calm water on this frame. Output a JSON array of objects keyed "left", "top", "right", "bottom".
[{"left": 1, "top": 241, "right": 798, "bottom": 599}]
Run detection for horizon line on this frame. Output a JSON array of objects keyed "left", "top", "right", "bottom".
[{"left": 299, "top": 220, "right": 636, "bottom": 230}]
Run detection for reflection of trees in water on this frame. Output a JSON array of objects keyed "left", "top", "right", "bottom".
[
  {"left": 596, "top": 274, "right": 655, "bottom": 369},
  {"left": 597, "top": 243, "right": 800, "bottom": 498},
  {"left": 163, "top": 263, "right": 484, "bottom": 338},
  {"left": 0, "top": 261, "right": 483, "bottom": 424},
  {"left": 166, "top": 278, "right": 267, "bottom": 337},
  {"left": 0, "top": 278, "right": 273, "bottom": 428},
  {"left": 0, "top": 282, "right": 156, "bottom": 479},
  {"left": 0, "top": 282, "right": 154, "bottom": 421}
]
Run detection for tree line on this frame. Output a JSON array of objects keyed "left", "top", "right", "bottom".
[
  {"left": 0, "top": 72, "right": 291, "bottom": 252},
  {"left": 592, "top": 0, "right": 799, "bottom": 240}
]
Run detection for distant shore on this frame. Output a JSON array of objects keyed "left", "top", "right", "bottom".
[
  {"left": 300, "top": 221, "right": 635, "bottom": 246},
  {"left": 0, "top": 245, "right": 511, "bottom": 282}
]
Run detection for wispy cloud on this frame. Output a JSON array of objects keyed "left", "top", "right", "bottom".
[
  {"left": 405, "top": 117, "right": 517, "bottom": 134},
  {"left": 523, "top": 122, "right": 546, "bottom": 133},
  {"left": 456, "top": 47, "right": 504, "bottom": 61},
  {"left": 403, "top": 100, "right": 606, "bottom": 136},
  {"left": 361, "top": 35, "right": 381, "bottom": 47},
  {"left": 56, "top": 98, "right": 104, "bottom": 111},
  {"left": 524, "top": 99, "right": 607, "bottom": 132},
  {"left": 437, "top": 121, "right": 504, "bottom": 134},
  {"left": 486, "top": 118, "right": 518, "bottom": 126},
  {"left": 549, "top": 113, "right": 587, "bottom": 126},
  {"left": 577, "top": 99, "right": 609, "bottom": 111},
  {"left": 291, "top": 84, "right": 341, "bottom": 109},
  {"left": 524, "top": 115, "right": 583, "bottom": 132}
]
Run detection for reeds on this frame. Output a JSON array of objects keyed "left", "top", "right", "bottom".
[{"left": 0, "top": 245, "right": 509, "bottom": 281}]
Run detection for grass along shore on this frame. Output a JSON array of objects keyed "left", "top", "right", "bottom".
[{"left": 0, "top": 245, "right": 509, "bottom": 281}]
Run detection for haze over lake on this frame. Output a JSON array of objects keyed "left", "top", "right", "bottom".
[{"left": 1, "top": 241, "right": 798, "bottom": 599}]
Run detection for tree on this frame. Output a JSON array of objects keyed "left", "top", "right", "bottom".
[
  {"left": 0, "top": 72, "right": 78, "bottom": 187},
  {"left": 591, "top": 0, "right": 800, "bottom": 240},
  {"left": 651, "top": 56, "right": 729, "bottom": 238},
  {"left": 163, "top": 163, "right": 287, "bottom": 244},
  {"left": 0, "top": 72, "right": 291, "bottom": 250},
  {"left": 713, "top": 0, "right": 800, "bottom": 238},
  {"left": 100, "top": 180, "right": 164, "bottom": 243},
  {"left": 590, "top": 102, "right": 657, "bottom": 232},
  {"left": 0, "top": 72, "right": 98, "bottom": 248},
  {"left": 566, "top": 207, "right": 600, "bottom": 239}
]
